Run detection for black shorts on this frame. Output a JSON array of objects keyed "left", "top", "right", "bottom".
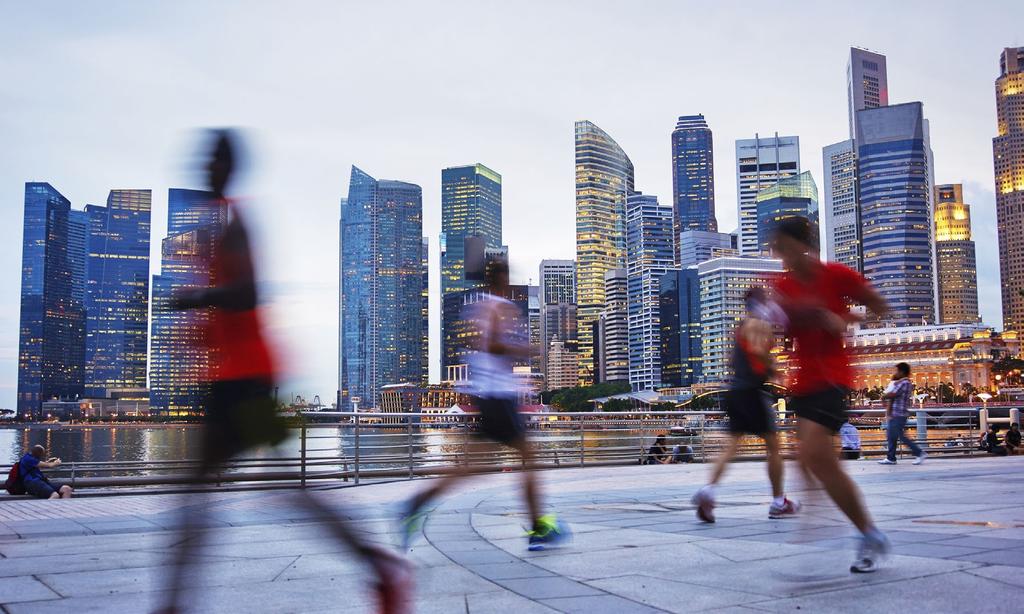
[
  {"left": 24, "top": 479, "right": 59, "bottom": 498},
  {"left": 476, "top": 396, "right": 526, "bottom": 446},
  {"left": 790, "top": 386, "right": 849, "bottom": 433},
  {"left": 206, "top": 378, "right": 285, "bottom": 460},
  {"left": 724, "top": 387, "right": 775, "bottom": 436}
]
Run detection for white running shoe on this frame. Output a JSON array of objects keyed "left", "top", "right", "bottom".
[
  {"left": 691, "top": 487, "right": 716, "bottom": 523},
  {"left": 877, "top": 459, "right": 897, "bottom": 465},
  {"left": 913, "top": 452, "right": 927, "bottom": 465},
  {"left": 850, "top": 531, "right": 891, "bottom": 573}
]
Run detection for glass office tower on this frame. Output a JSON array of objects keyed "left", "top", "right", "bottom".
[{"left": 671, "top": 115, "right": 717, "bottom": 260}]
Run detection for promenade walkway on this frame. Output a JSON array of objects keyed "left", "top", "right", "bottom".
[{"left": 1, "top": 455, "right": 1023, "bottom": 612}]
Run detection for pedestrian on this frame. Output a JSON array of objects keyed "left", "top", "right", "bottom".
[
  {"left": 692, "top": 288, "right": 799, "bottom": 523},
  {"left": 1005, "top": 423, "right": 1022, "bottom": 455},
  {"left": 158, "top": 131, "right": 410, "bottom": 614},
  {"left": 770, "top": 216, "right": 891, "bottom": 573},
  {"left": 839, "top": 422, "right": 861, "bottom": 460},
  {"left": 398, "top": 256, "right": 569, "bottom": 552},
  {"left": 878, "top": 363, "right": 926, "bottom": 465},
  {"left": 984, "top": 425, "right": 1008, "bottom": 456},
  {"left": 17, "top": 445, "right": 72, "bottom": 499}
]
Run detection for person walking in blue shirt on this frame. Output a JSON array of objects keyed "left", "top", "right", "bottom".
[
  {"left": 878, "top": 363, "right": 926, "bottom": 465},
  {"left": 19, "top": 445, "right": 73, "bottom": 499}
]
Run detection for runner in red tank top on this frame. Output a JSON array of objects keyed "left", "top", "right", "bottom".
[
  {"left": 158, "top": 131, "right": 410, "bottom": 614},
  {"left": 770, "top": 216, "right": 892, "bottom": 574}
]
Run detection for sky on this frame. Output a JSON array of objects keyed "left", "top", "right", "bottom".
[{"left": 1, "top": 1, "right": 1021, "bottom": 409}]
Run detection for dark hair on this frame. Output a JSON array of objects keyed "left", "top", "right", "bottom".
[
  {"left": 991, "top": 424, "right": 1001, "bottom": 433},
  {"left": 772, "top": 216, "right": 815, "bottom": 248},
  {"left": 31, "top": 445, "right": 45, "bottom": 457},
  {"left": 484, "top": 257, "right": 509, "bottom": 286},
  {"left": 896, "top": 362, "right": 910, "bottom": 377}
]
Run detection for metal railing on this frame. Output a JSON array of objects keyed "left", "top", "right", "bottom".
[{"left": 8, "top": 406, "right": 1009, "bottom": 494}]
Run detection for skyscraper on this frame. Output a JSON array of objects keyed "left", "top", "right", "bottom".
[
  {"left": 538, "top": 259, "right": 576, "bottom": 381},
  {"left": 698, "top": 257, "right": 784, "bottom": 383},
  {"left": 83, "top": 189, "right": 151, "bottom": 398},
  {"left": 754, "top": 171, "right": 819, "bottom": 255},
  {"left": 857, "top": 102, "right": 936, "bottom": 327},
  {"left": 340, "top": 167, "right": 425, "bottom": 409},
  {"left": 528, "top": 285, "right": 541, "bottom": 374},
  {"left": 596, "top": 268, "right": 628, "bottom": 384},
  {"left": 150, "top": 188, "right": 225, "bottom": 416},
  {"left": 17, "top": 183, "right": 83, "bottom": 417},
  {"left": 848, "top": 48, "right": 889, "bottom": 138},
  {"left": 671, "top": 115, "right": 716, "bottom": 257},
  {"left": 659, "top": 267, "right": 702, "bottom": 387},
  {"left": 935, "top": 184, "right": 980, "bottom": 324},
  {"left": 422, "top": 236, "right": 430, "bottom": 385},
  {"left": 677, "top": 230, "right": 735, "bottom": 267},
  {"left": 440, "top": 164, "right": 502, "bottom": 296},
  {"left": 575, "top": 120, "right": 635, "bottom": 383},
  {"left": 994, "top": 47, "right": 1024, "bottom": 330},
  {"left": 822, "top": 139, "right": 861, "bottom": 271},
  {"left": 625, "top": 193, "right": 675, "bottom": 391},
  {"left": 442, "top": 285, "right": 531, "bottom": 374},
  {"left": 735, "top": 134, "right": 800, "bottom": 255}
]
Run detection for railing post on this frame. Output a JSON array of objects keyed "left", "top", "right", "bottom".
[
  {"left": 1011, "top": 408, "right": 1020, "bottom": 427},
  {"left": 407, "top": 414, "right": 414, "bottom": 480},
  {"left": 916, "top": 410, "right": 927, "bottom": 445},
  {"left": 579, "top": 414, "right": 585, "bottom": 467},
  {"left": 300, "top": 425, "right": 307, "bottom": 488},
  {"left": 70, "top": 462, "right": 76, "bottom": 490},
  {"left": 354, "top": 413, "right": 361, "bottom": 485},
  {"left": 979, "top": 407, "right": 989, "bottom": 434}
]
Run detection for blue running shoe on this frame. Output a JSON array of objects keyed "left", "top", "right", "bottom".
[
  {"left": 396, "top": 499, "right": 428, "bottom": 551},
  {"left": 527, "top": 514, "right": 571, "bottom": 551}
]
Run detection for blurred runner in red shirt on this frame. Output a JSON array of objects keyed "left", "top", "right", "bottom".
[
  {"left": 771, "top": 216, "right": 892, "bottom": 574},
  {"left": 158, "top": 131, "right": 410, "bottom": 614}
]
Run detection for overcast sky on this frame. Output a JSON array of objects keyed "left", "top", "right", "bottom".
[{"left": 1, "top": 1, "right": 1020, "bottom": 408}]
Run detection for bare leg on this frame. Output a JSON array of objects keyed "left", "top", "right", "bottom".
[
  {"left": 798, "top": 419, "right": 873, "bottom": 533},
  {"left": 161, "top": 457, "right": 218, "bottom": 613},
  {"left": 48, "top": 491, "right": 59, "bottom": 500},
  {"left": 763, "top": 433, "right": 784, "bottom": 498},
  {"left": 708, "top": 436, "right": 741, "bottom": 486},
  {"left": 509, "top": 437, "right": 542, "bottom": 526},
  {"left": 59, "top": 485, "right": 73, "bottom": 499}
]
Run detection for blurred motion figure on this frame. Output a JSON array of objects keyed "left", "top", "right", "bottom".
[{"left": 157, "top": 131, "right": 409, "bottom": 614}]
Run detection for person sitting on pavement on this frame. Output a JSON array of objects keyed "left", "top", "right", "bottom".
[
  {"left": 643, "top": 435, "right": 672, "bottom": 464},
  {"left": 19, "top": 445, "right": 72, "bottom": 499},
  {"left": 839, "top": 422, "right": 861, "bottom": 460},
  {"left": 984, "top": 425, "right": 1008, "bottom": 456},
  {"left": 1004, "top": 423, "right": 1021, "bottom": 455}
]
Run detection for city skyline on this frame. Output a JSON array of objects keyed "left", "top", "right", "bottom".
[{"left": 1, "top": 2, "right": 1018, "bottom": 406}]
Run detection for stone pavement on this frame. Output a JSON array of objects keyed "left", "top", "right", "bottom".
[{"left": 2, "top": 455, "right": 1024, "bottom": 613}]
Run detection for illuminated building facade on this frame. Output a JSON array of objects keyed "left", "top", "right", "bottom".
[
  {"left": 934, "top": 184, "right": 980, "bottom": 324},
  {"left": 698, "top": 257, "right": 784, "bottom": 383},
  {"left": 150, "top": 188, "right": 225, "bottom": 416},
  {"left": 844, "top": 325, "right": 1015, "bottom": 392},
  {"left": 671, "top": 115, "right": 716, "bottom": 261},
  {"left": 994, "top": 47, "right": 1024, "bottom": 330},
  {"left": 659, "top": 267, "right": 702, "bottom": 387},
  {"left": 340, "top": 167, "right": 425, "bottom": 410},
  {"left": 754, "top": 171, "right": 818, "bottom": 255},
  {"left": 441, "top": 285, "right": 530, "bottom": 376},
  {"left": 422, "top": 236, "right": 429, "bottom": 385},
  {"left": 625, "top": 193, "right": 675, "bottom": 391},
  {"left": 83, "top": 190, "right": 151, "bottom": 398},
  {"left": 823, "top": 139, "right": 861, "bottom": 270},
  {"left": 539, "top": 259, "right": 576, "bottom": 382},
  {"left": 856, "top": 102, "right": 936, "bottom": 327},
  {"left": 545, "top": 340, "right": 580, "bottom": 391},
  {"left": 17, "top": 183, "right": 84, "bottom": 418},
  {"left": 735, "top": 134, "right": 800, "bottom": 255},
  {"left": 575, "top": 120, "right": 635, "bottom": 384},
  {"left": 848, "top": 48, "right": 889, "bottom": 138},
  {"left": 596, "top": 268, "right": 628, "bottom": 384}
]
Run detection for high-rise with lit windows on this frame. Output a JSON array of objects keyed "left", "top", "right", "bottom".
[
  {"left": 625, "top": 193, "right": 675, "bottom": 391},
  {"left": 994, "top": 47, "right": 1024, "bottom": 330},
  {"left": 754, "top": 171, "right": 818, "bottom": 255},
  {"left": 340, "top": 167, "right": 424, "bottom": 409},
  {"left": 671, "top": 115, "right": 716, "bottom": 261},
  {"left": 83, "top": 189, "right": 151, "bottom": 398},
  {"left": 596, "top": 268, "right": 628, "bottom": 384},
  {"left": 538, "top": 259, "right": 576, "bottom": 383},
  {"left": 17, "top": 183, "right": 84, "bottom": 418},
  {"left": 575, "top": 120, "right": 634, "bottom": 383},
  {"left": 848, "top": 48, "right": 889, "bottom": 138},
  {"left": 823, "top": 139, "right": 861, "bottom": 270},
  {"left": 735, "top": 134, "right": 800, "bottom": 255},
  {"left": 150, "top": 188, "right": 225, "bottom": 415},
  {"left": 934, "top": 184, "right": 980, "bottom": 324},
  {"left": 857, "top": 102, "right": 936, "bottom": 327}
]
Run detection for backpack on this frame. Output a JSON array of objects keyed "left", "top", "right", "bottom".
[{"left": 5, "top": 461, "right": 25, "bottom": 495}]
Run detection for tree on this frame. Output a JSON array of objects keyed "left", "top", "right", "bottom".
[{"left": 549, "top": 382, "right": 631, "bottom": 412}]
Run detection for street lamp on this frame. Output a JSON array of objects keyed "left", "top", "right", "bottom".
[{"left": 977, "top": 392, "right": 993, "bottom": 411}]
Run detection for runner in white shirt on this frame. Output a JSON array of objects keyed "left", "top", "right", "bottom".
[{"left": 398, "top": 257, "right": 569, "bottom": 552}]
